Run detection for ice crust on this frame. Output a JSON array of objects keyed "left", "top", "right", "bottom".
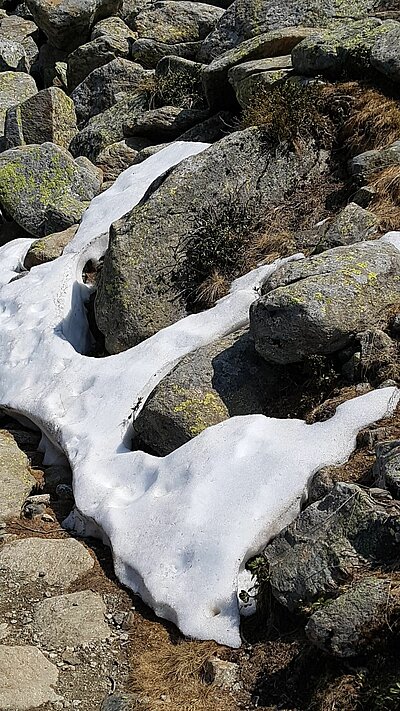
[{"left": 0, "top": 142, "right": 399, "bottom": 647}]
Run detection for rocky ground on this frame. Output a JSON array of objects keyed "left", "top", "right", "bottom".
[{"left": 1, "top": 0, "right": 400, "bottom": 709}]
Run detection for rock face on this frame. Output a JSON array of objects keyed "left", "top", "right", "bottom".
[
  {"left": 0, "top": 645, "right": 59, "bottom": 709},
  {"left": 4, "top": 87, "right": 78, "bottom": 150},
  {"left": 24, "top": 225, "right": 79, "bottom": 268},
  {"left": 95, "top": 128, "right": 325, "bottom": 353},
  {"left": 0, "top": 70, "right": 37, "bottom": 143},
  {"left": 0, "top": 537, "right": 94, "bottom": 585},
  {"left": 371, "top": 24, "right": 400, "bottom": 83},
  {"left": 349, "top": 140, "right": 400, "bottom": 184},
  {"left": 33, "top": 590, "right": 110, "bottom": 648},
  {"left": 132, "top": 1, "right": 223, "bottom": 44},
  {"left": 0, "top": 429, "right": 35, "bottom": 523},
  {"left": 0, "top": 142, "right": 101, "bottom": 237},
  {"left": 311, "top": 203, "right": 379, "bottom": 253},
  {"left": 134, "top": 329, "right": 277, "bottom": 454},
  {"left": 250, "top": 241, "right": 400, "bottom": 365},
  {"left": 199, "top": 0, "right": 377, "bottom": 62},
  {"left": 265, "top": 482, "right": 400, "bottom": 611},
  {"left": 26, "top": 0, "right": 123, "bottom": 51}
]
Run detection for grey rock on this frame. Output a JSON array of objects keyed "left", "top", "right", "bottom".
[
  {"left": 70, "top": 92, "right": 149, "bottom": 161},
  {"left": 130, "top": 36, "right": 201, "bottom": 68},
  {"left": 95, "top": 128, "right": 325, "bottom": 352},
  {"left": 24, "top": 224, "right": 79, "bottom": 268},
  {"left": 357, "top": 328, "right": 398, "bottom": 385},
  {"left": 0, "top": 143, "right": 101, "bottom": 237},
  {"left": 373, "top": 439, "right": 400, "bottom": 498},
  {"left": 352, "top": 185, "right": 377, "bottom": 208},
  {"left": 199, "top": 0, "right": 376, "bottom": 62},
  {"left": 0, "top": 537, "right": 94, "bottom": 585},
  {"left": 36, "top": 41, "right": 68, "bottom": 88},
  {"left": 250, "top": 241, "right": 400, "bottom": 364},
  {"left": 349, "top": 140, "right": 400, "bottom": 185},
  {"left": 0, "top": 71, "right": 37, "bottom": 143},
  {"left": 203, "top": 657, "right": 241, "bottom": 690},
  {"left": 0, "top": 645, "right": 59, "bottom": 709},
  {"left": 291, "top": 19, "right": 398, "bottom": 78},
  {"left": 101, "top": 695, "right": 136, "bottom": 711},
  {"left": 312, "top": 203, "right": 379, "bottom": 253},
  {"left": 0, "top": 13, "right": 38, "bottom": 49},
  {"left": 175, "top": 109, "right": 233, "bottom": 142},
  {"left": 265, "top": 482, "right": 400, "bottom": 610},
  {"left": 134, "top": 329, "right": 279, "bottom": 454},
  {"left": 132, "top": 141, "right": 170, "bottom": 163},
  {"left": 233, "top": 68, "right": 291, "bottom": 109},
  {"left": 71, "top": 57, "right": 153, "bottom": 127},
  {"left": 26, "top": 0, "right": 123, "bottom": 51},
  {"left": 228, "top": 54, "right": 292, "bottom": 86},
  {"left": 202, "top": 27, "right": 315, "bottom": 110},
  {"left": 133, "top": 1, "right": 223, "bottom": 44},
  {"left": 0, "top": 429, "right": 35, "bottom": 523},
  {"left": 33, "top": 590, "right": 110, "bottom": 648},
  {"left": 305, "top": 577, "right": 393, "bottom": 656},
  {"left": 371, "top": 23, "right": 400, "bottom": 83},
  {"left": 5, "top": 87, "right": 78, "bottom": 150},
  {"left": 0, "top": 37, "right": 28, "bottom": 72},
  {"left": 155, "top": 54, "right": 205, "bottom": 108},
  {"left": 124, "top": 105, "right": 209, "bottom": 140},
  {"left": 96, "top": 138, "right": 148, "bottom": 181}
]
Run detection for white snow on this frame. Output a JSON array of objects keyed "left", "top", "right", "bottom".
[{"left": 0, "top": 142, "right": 398, "bottom": 647}]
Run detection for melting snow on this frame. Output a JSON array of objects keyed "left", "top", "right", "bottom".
[{"left": 0, "top": 142, "right": 399, "bottom": 647}]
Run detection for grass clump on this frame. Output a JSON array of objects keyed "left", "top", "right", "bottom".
[
  {"left": 369, "top": 165, "right": 400, "bottom": 232},
  {"left": 338, "top": 84, "right": 400, "bottom": 154}
]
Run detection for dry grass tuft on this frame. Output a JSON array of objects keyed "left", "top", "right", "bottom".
[
  {"left": 128, "top": 619, "right": 236, "bottom": 711},
  {"left": 339, "top": 85, "right": 400, "bottom": 155},
  {"left": 369, "top": 165, "right": 400, "bottom": 232},
  {"left": 194, "top": 269, "right": 230, "bottom": 308},
  {"left": 242, "top": 229, "right": 296, "bottom": 272}
]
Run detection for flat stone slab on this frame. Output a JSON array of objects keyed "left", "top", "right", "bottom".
[
  {"left": 0, "top": 429, "right": 35, "bottom": 523},
  {"left": 33, "top": 590, "right": 110, "bottom": 648},
  {"left": 0, "top": 645, "right": 59, "bottom": 709},
  {"left": 0, "top": 537, "right": 94, "bottom": 586}
]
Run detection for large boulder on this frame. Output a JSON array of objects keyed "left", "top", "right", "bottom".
[
  {"left": 0, "top": 71, "right": 37, "bottom": 145},
  {"left": 71, "top": 57, "right": 152, "bottom": 126},
  {"left": 124, "top": 105, "right": 209, "bottom": 140},
  {"left": 24, "top": 224, "right": 79, "bottom": 268},
  {"left": 310, "top": 202, "right": 379, "bottom": 253},
  {"left": 4, "top": 87, "right": 78, "bottom": 150},
  {"left": 250, "top": 241, "right": 400, "bottom": 365},
  {"left": 199, "top": 0, "right": 377, "bottom": 62},
  {"left": 26, "top": 0, "right": 123, "bottom": 51},
  {"left": 130, "top": 37, "right": 201, "bottom": 68},
  {"left": 95, "top": 139, "right": 146, "bottom": 180},
  {"left": 95, "top": 128, "right": 325, "bottom": 352},
  {"left": 0, "top": 143, "right": 101, "bottom": 237},
  {"left": 0, "top": 14, "right": 39, "bottom": 70},
  {"left": 132, "top": 1, "right": 223, "bottom": 44},
  {"left": 371, "top": 23, "right": 400, "bottom": 83}
]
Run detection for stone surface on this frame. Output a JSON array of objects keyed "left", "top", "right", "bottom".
[
  {"left": 95, "top": 127, "right": 324, "bottom": 352},
  {"left": 371, "top": 23, "right": 400, "bottom": 83},
  {"left": 26, "top": 0, "right": 123, "bottom": 51},
  {"left": 124, "top": 105, "right": 208, "bottom": 140},
  {"left": 0, "top": 429, "right": 35, "bottom": 523},
  {"left": 373, "top": 439, "right": 400, "bottom": 498},
  {"left": 228, "top": 54, "right": 292, "bottom": 87},
  {"left": 265, "top": 482, "right": 400, "bottom": 611},
  {"left": 0, "top": 645, "right": 59, "bottom": 709},
  {"left": 305, "top": 577, "right": 393, "bottom": 657},
  {"left": 0, "top": 71, "right": 37, "bottom": 143},
  {"left": 0, "top": 537, "right": 94, "bottom": 585},
  {"left": 0, "top": 142, "right": 100, "bottom": 237},
  {"left": 96, "top": 139, "right": 145, "bottom": 181},
  {"left": 250, "top": 241, "right": 400, "bottom": 364},
  {"left": 71, "top": 57, "right": 152, "bottom": 126},
  {"left": 233, "top": 68, "right": 291, "bottom": 108},
  {"left": 0, "top": 36, "right": 28, "bottom": 72},
  {"left": 312, "top": 203, "right": 379, "bottom": 253},
  {"left": 130, "top": 37, "right": 201, "bottom": 68},
  {"left": 349, "top": 140, "right": 400, "bottom": 184},
  {"left": 24, "top": 225, "right": 79, "bottom": 268},
  {"left": 133, "top": 1, "right": 223, "bottom": 44},
  {"left": 36, "top": 41, "right": 68, "bottom": 88},
  {"left": 204, "top": 657, "right": 241, "bottom": 690},
  {"left": 4, "top": 86, "right": 78, "bottom": 150},
  {"left": 33, "top": 590, "right": 110, "bottom": 648}
]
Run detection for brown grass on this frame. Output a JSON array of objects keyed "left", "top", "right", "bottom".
[
  {"left": 194, "top": 269, "right": 230, "bottom": 308},
  {"left": 338, "top": 84, "right": 400, "bottom": 155},
  {"left": 369, "top": 165, "right": 400, "bottom": 232},
  {"left": 128, "top": 618, "right": 237, "bottom": 711}
]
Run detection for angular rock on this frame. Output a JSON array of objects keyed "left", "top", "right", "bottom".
[
  {"left": 155, "top": 54, "right": 205, "bottom": 108},
  {"left": 71, "top": 57, "right": 152, "bottom": 126},
  {"left": 305, "top": 577, "right": 393, "bottom": 656},
  {"left": 124, "top": 105, "right": 209, "bottom": 140},
  {"left": 95, "top": 128, "right": 325, "bottom": 352},
  {"left": 130, "top": 36, "right": 201, "bottom": 68},
  {"left": 36, "top": 41, "right": 68, "bottom": 88},
  {"left": 0, "top": 142, "right": 100, "bottom": 237},
  {"left": 0, "top": 37, "right": 28, "bottom": 72},
  {"left": 0, "top": 645, "right": 59, "bottom": 710},
  {"left": 0, "top": 71, "right": 37, "bottom": 142},
  {"left": 373, "top": 439, "right": 400, "bottom": 498},
  {"left": 70, "top": 92, "right": 149, "bottom": 161},
  {"left": 265, "top": 482, "right": 400, "bottom": 610},
  {"left": 4, "top": 87, "right": 77, "bottom": 150},
  {"left": 292, "top": 19, "right": 398, "bottom": 79},
  {"left": 175, "top": 109, "right": 232, "bottom": 142},
  {"left": 0, "top": 537, "right": 94, "bottom": 585},
  {"left": 33, "top": 590, "right": 110, "bottom": 648},
  {"left": 0, "top": 429, "right": 35, "bottom": 523},
  {"left": 250, "top": 241, "right": 400, "bottom": 365},
  {"left": 134, "top": 329, "right": 279, "bottom": 454},
  {"left": 95, "top": 139, "right": 146, "bottom": 181},
  {"left": 199, "top": 0, "right": 377, "bottom": 62},
  {"left": 133, "top": 1, "right": 223, "bottom": 44},
  {"left": 24, "top": 225, "right": 79, "bottom": 268},
  {"left": 349, "top": 140, "right": 400, "bottom": 185},
  {"left": 26, "top": 0, "right": 123, "bottom": 51},
  {"left": 233, "top": 68, "right": 291, "bottom": 109},
  {"left": 370, "top": 23, "right": 400, "bottom": 83},
  {"left": 357, "top": 328, "right": 399, "bottom": 385},
  {"left": 312, "top": 202, "right": 379, "bottom": 253},
  {"left": 203, "top": 657, "right": 241, "bottom": 690},
  {"left": 202, "top": 27, "right": 315, "bottom": 109},
  {"left": 228, "top": 54, "right": 292, "bottom": 87}
]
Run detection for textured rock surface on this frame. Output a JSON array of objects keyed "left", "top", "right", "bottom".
[
  {"left": 130, "top": 36, "right": 201, "bottom": 68},
  {"left": 24, "top": 225, "right": 79, "bottom": 268},
  {"left": 33, "top": 590, "right": 110, "bottom": 648},
  {"left": 305, "top": 577, "right": 393, "bottom": 656},
  {"left": 0, "top": 142, "right": 101, "bottom": 237},
  {"left": 371, "top": 23, "right": 400, "bottom": 83},
  {"left": 0, "top": 537, "right": 94, "bottom": 585},
  {"left": 349, "top": 140, "right": 400, "bottom": 184},
  {"left": 133, "top": 1, "right": 223, "bottom": 44},
  {"left": 250, "top": 241, "right": 400, "bottom": 364},
  {"left": 312, "top": 202, "right": 379, "bottom": 253},
  {"left": 0, "top": 645, "right": 59, "bottom": 709},
  {"left": 0, "top": 70, "right": 36, "bottom": 141},
  {"left": 0, "top": 36, "right": 28, "bottom": 72},
  {"left": 96, "top": 138, "right": 148, "bottom": 180},
  {"left": 4, "top": 86, "right": 77, "bottom": 150},
  {"left": 95, "top": 128, "right": 324, "bottom": 352},
  {"left": 124, "top": 105, "right": 209, "bottom": 140},
  {"left": 0, "top": 429, "right": 35, "bottom": 523},
  {"left": 373, "top": 439, "right": 400, "bottom": 498}
]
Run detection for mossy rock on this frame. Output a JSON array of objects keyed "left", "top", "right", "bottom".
[
  {"left": 0, "top": 71, "right": 37, "bottom": 141},
  {"left": 133, "top": 1, "right": 223, "bottom": 44}
]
